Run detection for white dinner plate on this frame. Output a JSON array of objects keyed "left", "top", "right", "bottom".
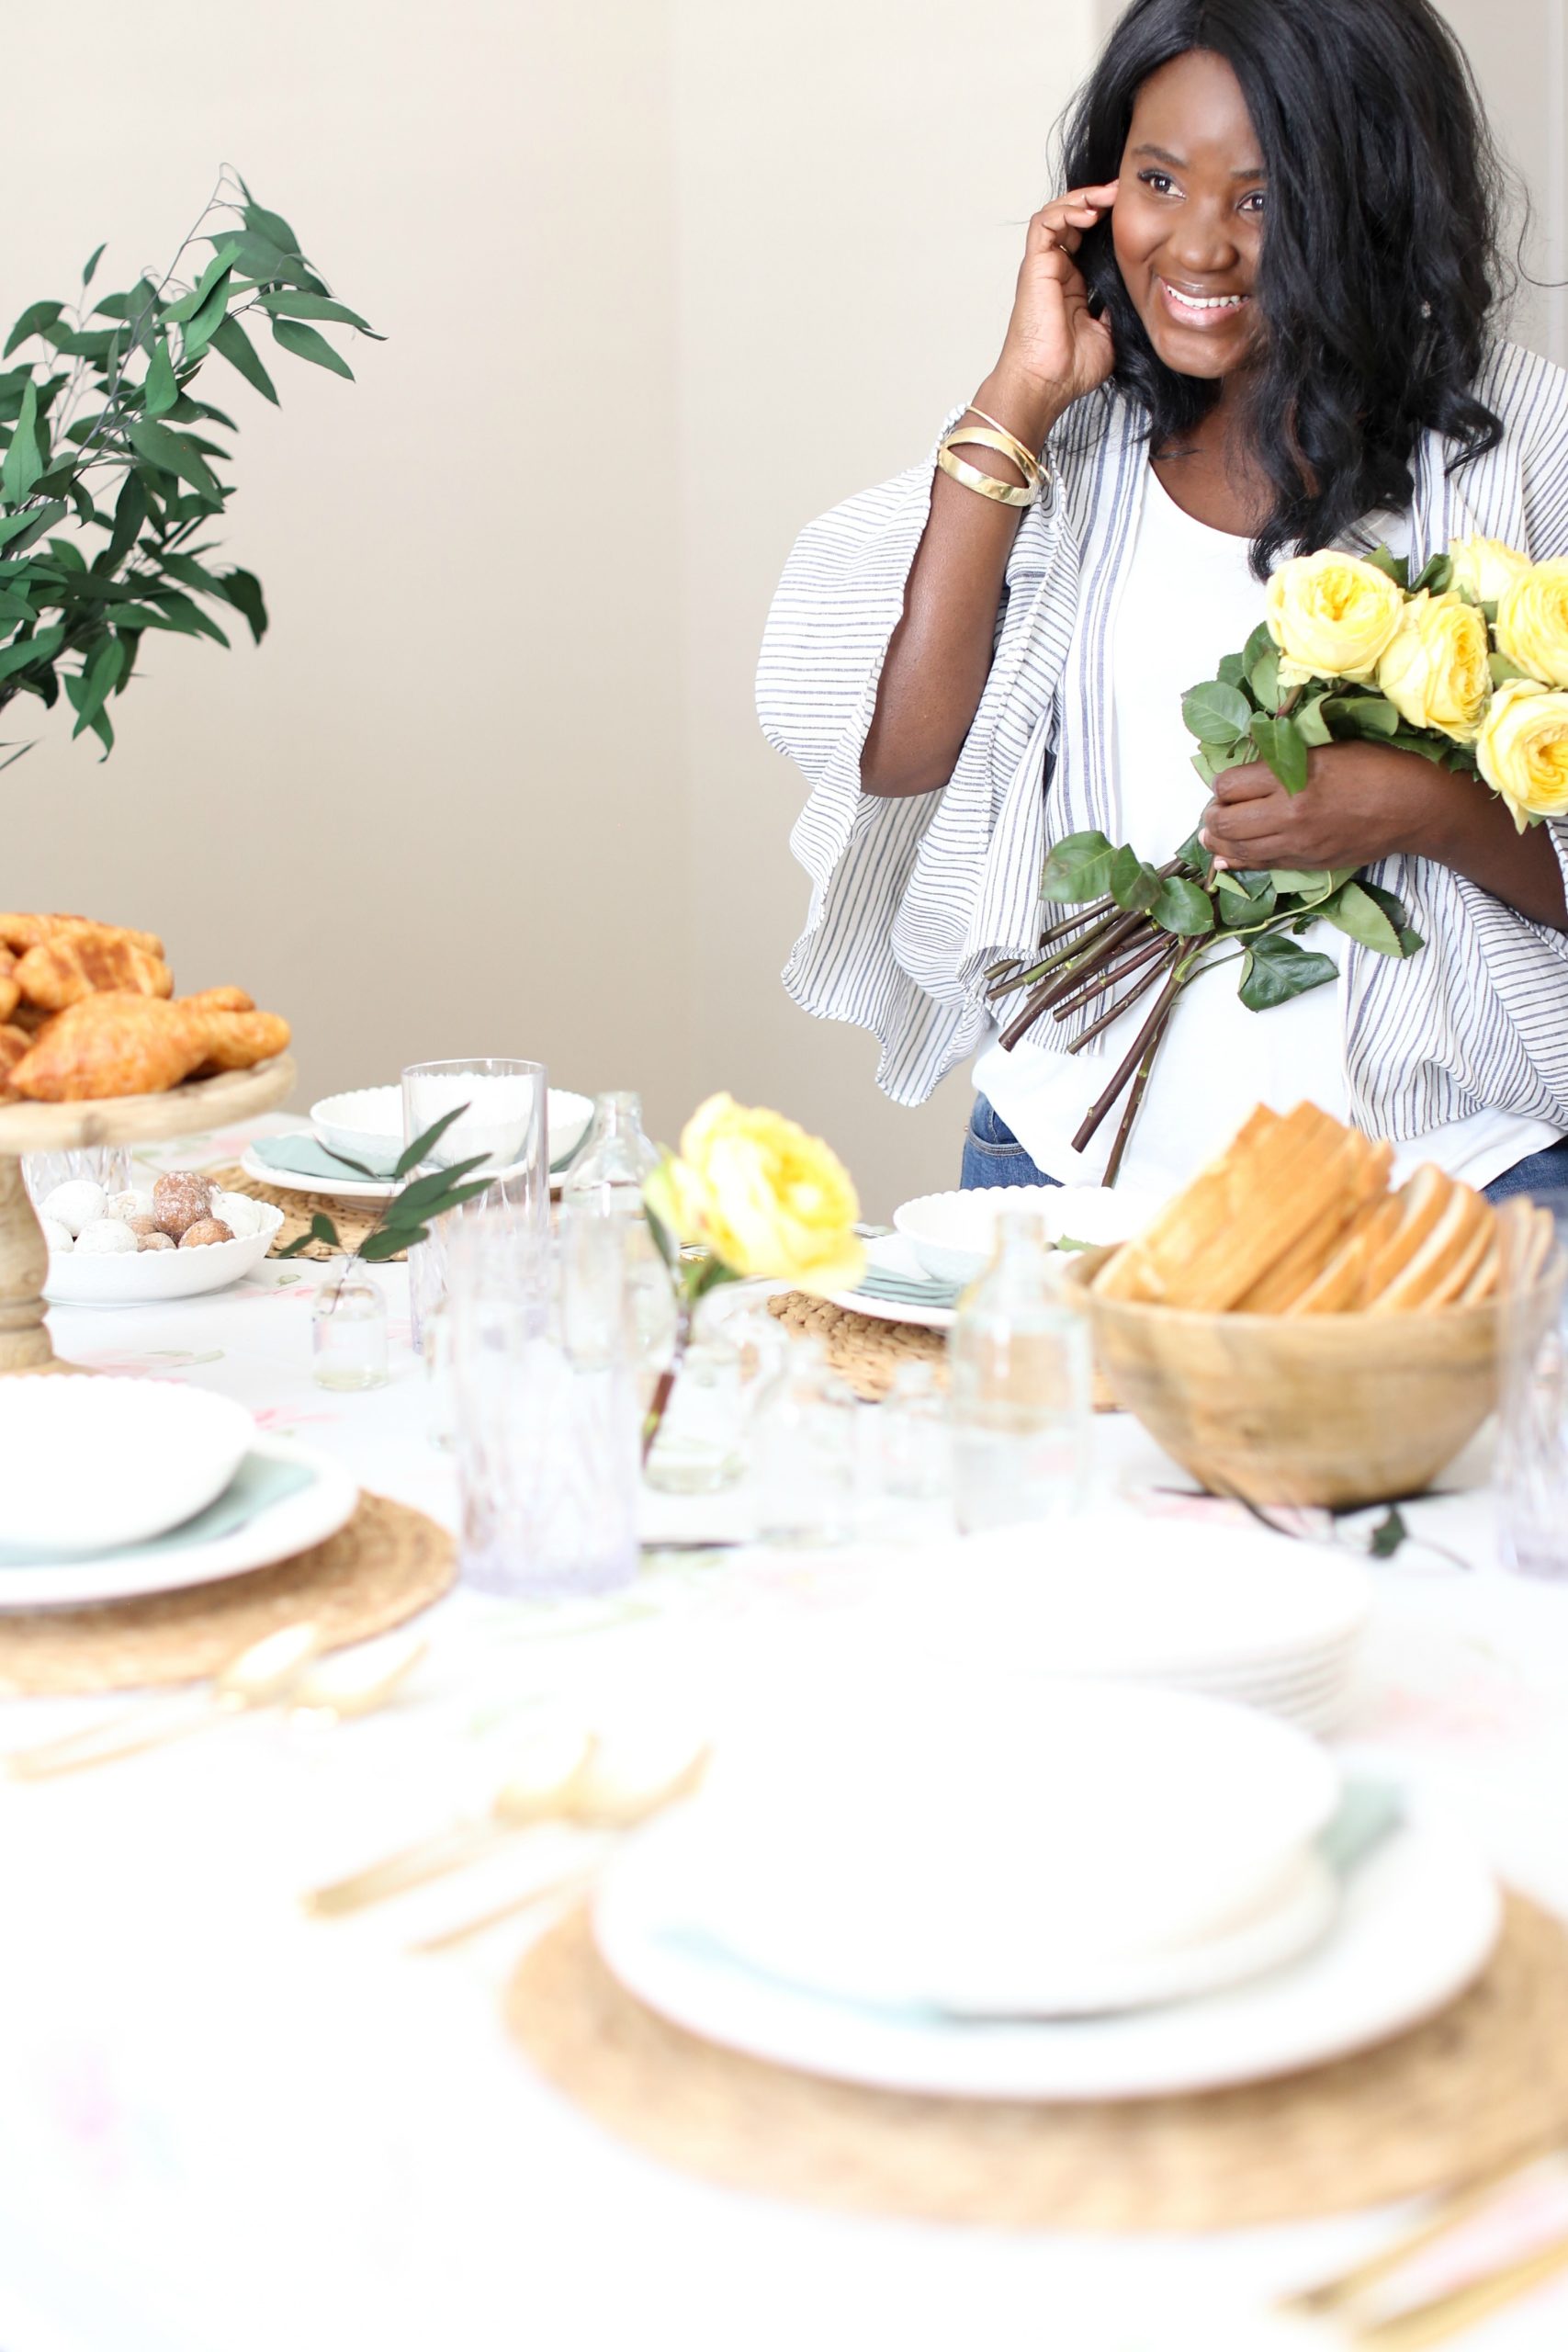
[
  {"left": 894, "top": 1183, "right": 1163, "bottom": 1287},
  {"left": 239, "top": 1146, "right": 397, "bottom": 1204},
  {"left": 595, "top": 1815, "right": 1500, "bottom": 2101},
  {"left": 827, "top": 1235, "right": 959, "bottom": 1331},
  {"left": 0, "top": 1435, "right": 359, "bottom": 1610}
]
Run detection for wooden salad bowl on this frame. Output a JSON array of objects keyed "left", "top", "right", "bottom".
[{"left": 1065, "top": 1246, "right": 1510, "bottom": 1510}]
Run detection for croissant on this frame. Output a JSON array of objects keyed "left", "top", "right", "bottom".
[
  {"left": 0, "top": 913, "right": 165, "bottom": 959},
  {"left": 0, "top": 948, "right": 17, "bottom": 1023},
  {"left": 0, "top": 1020, "right": 30, "bottom": 1102},
  {"left": 9, "top": 991, "right": 290, "bottom": 1102},
  {"left": 15, "top": 933, "right": 174, "bottom": 1011}
]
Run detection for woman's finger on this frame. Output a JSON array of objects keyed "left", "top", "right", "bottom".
[{"left": 1211, "top": 762, "right": 1285, "bottom": 805}]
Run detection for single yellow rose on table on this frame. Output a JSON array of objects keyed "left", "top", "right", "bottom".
[
  {"left": 1476, "top": 675, "right": 1568, "bottom": 830},
  {"left": 644, "top": 1091, "right": 865, "bottom": 1294},
  {"left": 1495, "top": 560, "right": 1568, "bottom": 690},
  {"left": 1448, "top": 534, "right": 1531, "bottom": 606},
  {"left": 1266, "top": 549, "right": 1407, "bottom": 687},
  {"left": 1375, "top": 590, "right": 1490, "bottom": 742}
]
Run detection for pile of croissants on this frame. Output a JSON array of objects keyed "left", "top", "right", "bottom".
[{"left": 0, "top": 914, "right": 290, "bottom": 1103}]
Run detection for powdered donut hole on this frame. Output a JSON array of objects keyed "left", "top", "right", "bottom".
[
  {"left": 76, "top": 1217, "right": 139, "bottom": 1255},
  {"left": 138, "top": 1229, "right": 176, "bottom": 1252},
  {"left": 124, "top": 1212, "right": 160, "bottom": 1239},
  {"left": 39, "top": 1180, "right": 107, "bottom": 1237},
  {"left": 39, "top": 1216, "right": 73, "bottom": 1253},
  {"left": 178, "top": 1217, "right": 234, "bottom": 1250},
  {"left": 152, "top": 1171, "right": 214, "bottom": 1239}
]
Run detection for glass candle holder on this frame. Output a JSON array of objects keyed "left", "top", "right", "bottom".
[{"left": 311, "top": 1260, "right": 390, "bottom": 1392}]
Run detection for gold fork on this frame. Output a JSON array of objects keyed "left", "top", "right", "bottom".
[{"left": 1349, "top": 2227, "right": 1568, "bottom": 2347}]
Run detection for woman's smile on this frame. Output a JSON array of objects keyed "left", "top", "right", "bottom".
[{"left": 1157, "top": 277, "right": 1252, "bottom": 327}]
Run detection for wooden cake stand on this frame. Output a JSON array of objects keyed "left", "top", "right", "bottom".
[{"left": 0, "top": 1055, "right": 296, "bottom": 1374}]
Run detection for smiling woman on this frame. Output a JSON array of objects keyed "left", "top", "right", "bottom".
[{"left": 758, "top": 0, "right": 1568, "bottom": 1204}]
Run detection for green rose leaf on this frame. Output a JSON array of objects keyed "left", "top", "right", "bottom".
[
  {"left": 1248, "top": 642, "right": 1280, "bottom": 712},
  {"left": 1249, "top": 711, "right": 1309, "bottom": 794},
  {"left": 1319, "top": 879, "right": 1404, "bottom": 956},
  {"left": 1216, "top": 650, "right": 1249, "bottom": 694},
  {"left": 1409, "top": 552, "right": 1454, "bottom": 598},
  {"left": 1489, "top": 651, "right": 1530, "bottom": 686},
  {"left": 1364, "top": 544, "right": 1410, "bottom": 589},
  {"left": 1152, "top": 875, "right": 1215, "bottom": 935},
  {"left": 1041, "top": 830, "right": 1118, "bottom": 903},
  {"left": 1110, "top": 845, "right": 1165, "bottom": 915},
  {"left": 1238, "top": 932, "right": 1339, "bottom": 1011},
  {"left": 1295, "top": 693, "right": 1334, "bottom": 748},
  {"left": 1182, "top": 679, "right": 1253, "bottom": 746},
  {"left": 1242, "top": 620, "right": 1275, "bottom": 673},
  {"left": 1356, "top": 879, "right": 1424, "bottom": 957},
  {"left": 1325, "top": 695, "right": 1401, "bottom": 741}
]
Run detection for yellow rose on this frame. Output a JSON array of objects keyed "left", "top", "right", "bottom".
[
  {"left": 1374, "top": 590, "right": 1490, "bottom": 742},
  {"left": 1476, "top": 675, "right": 1568, "bottom": 831},
  {"left": 644, "top": 1092, "right": 865, "bottom": 1293},
  {"left": 1448, "top": 534, "right": 1531, "bottom": 606},
  {"left": 1495, "top": 560, "right": 1568, "bottom": 689},
  {"left": 1266, "top": 550, "right": 1407, "bottom": 686}
]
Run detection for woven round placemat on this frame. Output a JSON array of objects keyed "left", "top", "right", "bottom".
[
  {"left": 0, "top": 1493, "right": 454, "bottom": 1695},
  {"left": 203, "top": 1162, "right": 405, "bottom": 1262},
  {"left": 506, "top": 1893, "right": 1568, "bottom": 2231},
  {"left": 768, "top": 1291, "right": 1119, "bottom": 1412}
]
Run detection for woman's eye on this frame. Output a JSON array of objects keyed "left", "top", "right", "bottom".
[
  {"left": 1239, "top": 190, "right": 1268, "bottom": 216},
  {"left": 1138, "top": 171, "right": 1176, "bottom": 197}
]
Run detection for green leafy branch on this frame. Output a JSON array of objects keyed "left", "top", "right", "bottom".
[
  {"left": 0, "top": 166, "right": 380, "bottom": 759},
  {"left": 986, "top": 829, "right": 1422, "bottom": 1182},
  {"left": 277, "top": 1105, "right": 494, "bottom": 1271}
]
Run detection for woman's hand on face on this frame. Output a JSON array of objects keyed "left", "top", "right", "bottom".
[
  {"left": 1199, "top": 741, "right": 1453, "bottom": 872},
  {"left": 991, "top": 184, "right": 1119, "bottom": 435}
]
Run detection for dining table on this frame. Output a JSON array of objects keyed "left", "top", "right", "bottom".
[{"left": 5, "top": 1111, "right": 1568, "bottom": 2352}]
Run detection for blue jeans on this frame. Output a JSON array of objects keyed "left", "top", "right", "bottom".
[{"left": 960, "top": 1094, "right": 1568, "bottom": 1202}]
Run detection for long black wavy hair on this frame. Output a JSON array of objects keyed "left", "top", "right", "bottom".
[{"left": 1061, "top": 0, "right": 1509, "bottom": 574}]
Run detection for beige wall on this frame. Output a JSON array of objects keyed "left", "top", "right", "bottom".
[{"left": 2, "top": 1, "right": 1560, "bottom": 1216}]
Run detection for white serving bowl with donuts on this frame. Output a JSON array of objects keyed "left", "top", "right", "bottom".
[{"left": 39, "top": 1170, "right": 285, "bottom": 1306}]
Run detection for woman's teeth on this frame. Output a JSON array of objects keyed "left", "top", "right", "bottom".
[{"left": 1161, "top": 280, "right": 1249, "bottom": 322}]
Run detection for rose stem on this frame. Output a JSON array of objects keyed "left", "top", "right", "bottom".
[
  {"left": 641, "top": 1292, "right": 693, "bottom": 1465},
  {"left": 1071, "top": 964, "right": 1187, "bottom": 1154},
  {"left": 1066, "top": 944, "right": 1183, "bottom": 1054},
  {"left": 1102, "top": 1007, "right": 1174, "bottom": 1187},
  {"left": 1050, "top": 930, "right": 1175, "bottom": 1023},
  {"left": 995, "top": 912, "right": 1157, "bottom": 1050},
  {"left": 985, "top": 904, "right": 1131, "bottom": 1002}
]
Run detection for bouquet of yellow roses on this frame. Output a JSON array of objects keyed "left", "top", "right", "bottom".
[
  {"left": 1190, "top": 536, "right": 1568, "bottom": 828},
  {"left": 987, "top": 537, "right": 1568, "bottom": 1184}
]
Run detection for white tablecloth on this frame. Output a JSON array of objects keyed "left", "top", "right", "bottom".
[{"left": 6, "top": 1121, "right": 1568, "bottom": 2352}]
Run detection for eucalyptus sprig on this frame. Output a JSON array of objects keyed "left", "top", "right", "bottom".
[
  {"left": 987, "top": 828, "right": 1422, "bottom": 1182},
  {"left": 277, "top": 1105, "right": 494, "bottom": 1269},
  {"left": 0, "top": 166, "right": 379, "bottom": 760}
]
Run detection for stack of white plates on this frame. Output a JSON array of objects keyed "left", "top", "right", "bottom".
[
  {"left": 595, "top": 1680, "right": 1502, "bottom": 2102},
  {"left": 870, "top": 1512, "right": 1371, "bottom": 1736}
]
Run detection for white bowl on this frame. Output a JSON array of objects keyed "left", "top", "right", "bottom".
[
  {"left": 44, "top": 1201, "right": 285, "bottom": 1306},
  {"left": 689, "top": 1679, "right": 1341, "bottom": 2016},
  {"left": 0, "top": 1376, "right": 255, "bottom": 1552},
  {"left": 894, "top": 1182, "right": 1164, "bottom": 1286},
  {"left": 310, "top": 1084, "right": 595, "bottom": 1176}
]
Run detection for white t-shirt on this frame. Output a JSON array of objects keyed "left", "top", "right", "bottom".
[{"left": 974, "top": 465, "right": 1559, "bottom": 1193}]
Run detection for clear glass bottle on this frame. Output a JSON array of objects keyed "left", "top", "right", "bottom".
[
  {"left": 874, "top": 1359, "right": 951, "bottom": 1503},
  {"left": 948, "top": 1210, "right": 1090, "bottom": 1534},
  {"left": 750, "top": 1334, "right": 860, "bottom": 1546},
  {"left": 560, "top": 1091, "right": 677, "bottom": 1401},
  {"left": 643, "top": 1289, "right": 749, "bottom": 1495},
  {"left": 311, "top": 1260, "right": 390, "bottom": 1392}
]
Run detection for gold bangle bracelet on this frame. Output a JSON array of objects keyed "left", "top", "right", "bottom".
[
  {"left": 964, "top": 405, "right": 1048, "bottom": 486},
  {"left": 942, "top": 424, "right": 1040, "bottom": 487},
  {"left": 936, "top": 439, "right": 1037, "bottom": 508}
]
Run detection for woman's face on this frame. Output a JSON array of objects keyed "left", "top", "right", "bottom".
[{"left": 1111, "top": 48, "right": 1267, "bottom": 380}]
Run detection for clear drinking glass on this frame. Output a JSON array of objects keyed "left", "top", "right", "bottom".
[
  {"left": 24, "top": 1146, "right": 132, "bottom": 1212},
  {"left": 446, "top": 1212, "right": 639, "bottom": 1598},
  {"left": 311, "top": 1261, "right": 390, "bottom": 1392},
  {"left": 874, "top": 1360, "right": 952, "bottom": 1503},
  {"left": 1495, "top": 1194, "right": 1568, "bottom": 1579},
  {"left": 948, "top": 1208, "right": 1092, "bottom": 1535},
  {"left": 401, "top": 1058, "right": 547, "bottom": 1361},
  {"left": 749, "top": 1332, "right": 860, "bottom": 1545}
]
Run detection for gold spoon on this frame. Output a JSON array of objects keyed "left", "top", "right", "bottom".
[
  {"left": 6, "top": 1622, "right": 324, "bottom": 1781},
  {"left": 286, "top": 1629, "right": 428, "bottom": 1724},
  {"left": 301, "top": 1724, "right": 600, "bottom": 1917},
  {"left": 408, "top": 1738, "right": 710, "bottom": 1954}
]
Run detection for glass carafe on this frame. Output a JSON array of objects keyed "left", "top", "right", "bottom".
[
  {"left": 948, "top": 1210, "right": 1091, "bottom": 1534},
  {"left": 560, "top": 1092, "right": 676, "bottom": 1403}
]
